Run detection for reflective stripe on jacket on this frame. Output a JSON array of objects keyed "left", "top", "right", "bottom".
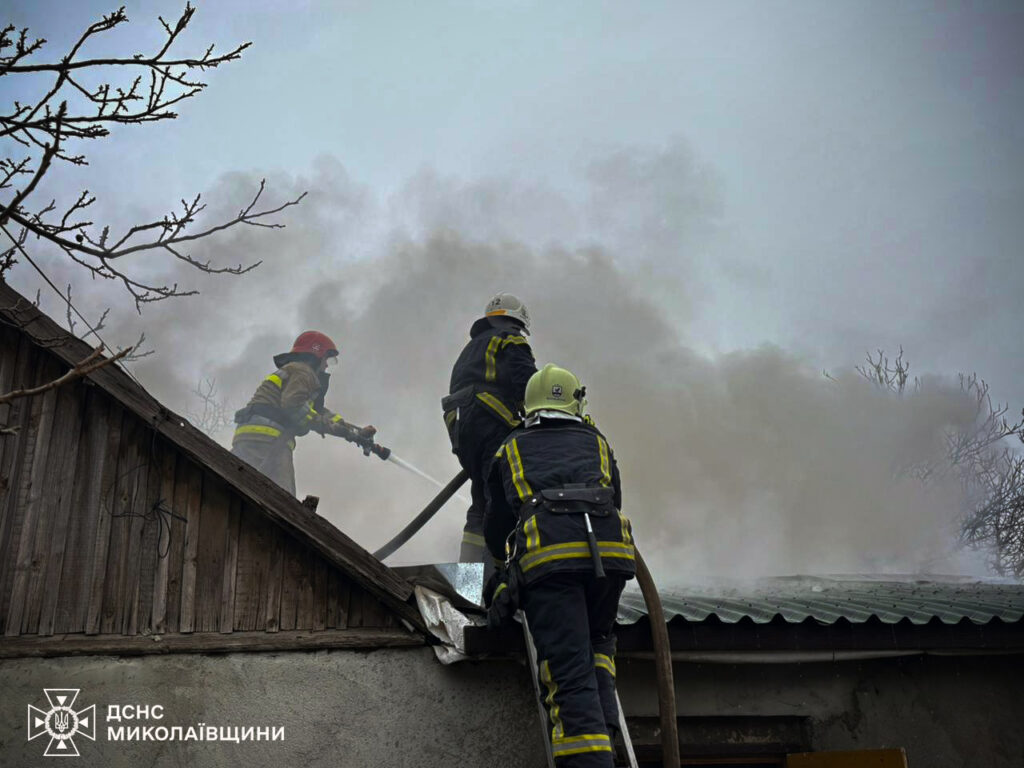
[
  {"left": 447, "top": 317, "right": 536, "bottom": 429},
  {"left": 232, "top": 361, "right": 341, "bottom": 445}
]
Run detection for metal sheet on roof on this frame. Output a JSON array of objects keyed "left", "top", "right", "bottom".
[{"left": 616, "top": 575, "right": 1024, "bottom": 626}]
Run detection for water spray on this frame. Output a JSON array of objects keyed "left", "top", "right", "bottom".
[{"left": 387, "top": 452, "right": 472, "bottom": 507}]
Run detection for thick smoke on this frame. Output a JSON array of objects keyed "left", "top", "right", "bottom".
[{"left": 22, "top": 145, "right": 1000, "bottom": 584}]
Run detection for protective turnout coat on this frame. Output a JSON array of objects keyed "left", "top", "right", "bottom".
[
  {"left": 231, "top": 360, "right": 345, "bottom": 495},
  {"left": 483, "top": 418, "right": 635, "bottom": 582}
]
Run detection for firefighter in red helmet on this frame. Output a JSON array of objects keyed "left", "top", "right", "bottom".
[{"left": 231, "top": 331, "right": 376, "bottom": 495}]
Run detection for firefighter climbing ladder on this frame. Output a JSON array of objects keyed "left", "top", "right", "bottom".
[{"left": 520, "top": 613, "right": 639, "bottom": 768}]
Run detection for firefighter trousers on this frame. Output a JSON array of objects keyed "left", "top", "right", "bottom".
[
  {"left": 522, "top": 571, "right": 628, "bottom": 767},
  {"left": 454, "top": 410, "right": 512, "bottom": 562},
  {"left": 231, "top": 437, "right": 296, "bottom": 497}
]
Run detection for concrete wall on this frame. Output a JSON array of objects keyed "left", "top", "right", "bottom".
[
  {"left": 617, "top": 653, "right": 1024, "bottom": 767},
  {"left": 5, "top": 648, "right": 1022, "bottom": 767},
  {"left": 0, "top": 647, "right": 546, "bottom": 768}
]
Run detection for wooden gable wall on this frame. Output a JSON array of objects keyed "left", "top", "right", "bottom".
[{"left": 0, "top": 324, "right": 406, "bottom": 650}]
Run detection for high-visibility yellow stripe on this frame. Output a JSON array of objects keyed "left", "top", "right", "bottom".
[
  {"left": 524, "top": 515, "right": 540, "bottom": 552},
  {"left": 552, "top": 741, "right": 613, "bottom": 756},
  {"left": 493, "top": 582, "right": 507, "bottom": 600},
  {"left": 505, "top": 439, "right": 533, "bottom": 500},
  {"left": 522, "top": 549, "right": 590, "bottom": 572},
  {"left": 540, "top": 660, "right": 564, "bottom": 740},
  {"left": 234, "top": 424, "right": 282, "bottom": 438},
  {"left": 476, "top": 391, "right": 519, "bottom": 427},
  {"left": 597, "top": 435, "right": 611, "bottom": 487},
  {"left": 519, "top": 541, "right": 635, "bottom": 572},
  {"left": 501, "top": 335, "right": 529, "bottom": 348},
  {"left": 265, "top": 373, "right": 284, "bottom": 388},
  {"left": 552, "top": 733, "right": 613, "bottom": 757},
  {"left": 620, "top": 512, "right": 633, "bottom": 546},
  {"left": 461, "top": 530, "right": 485, "bottom": 547},
  {"left": 594, "top": 653, "right": 616, "bottom": 678},
  {"left": 484, "top": 335, "right": 502, "bottom": 382},
  {"left": 233, "top": 425, "right": 295, "bottom": 449},
  {"left": 552, "top": 734, "right": 612, "bottom": 747},
  {"left": 511, "top": 439, "right": 532, "bottom": 495},
  {"left": 331, "top": 414, "right": 344, "bottom": 424},
  {"left": 445, "top": 410, "right": 457, "bottom": 429},
  {"left": 520, "top": 540, "right": 634, "bottom": 559}
]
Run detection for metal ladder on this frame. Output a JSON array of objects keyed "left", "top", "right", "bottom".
[{"left": 520, "top": 612, "right": 638, "bottom": 768}]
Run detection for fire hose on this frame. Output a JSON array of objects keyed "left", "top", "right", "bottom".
[
  {"left": 372, "top": 468, "right": 469, "bottom": 560},
  {"left": 635, "top": 548, "right": 680, "bottom": 768}
]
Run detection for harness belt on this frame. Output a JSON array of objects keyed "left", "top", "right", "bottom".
[
  {"left": 520, "top": 485, "right": 614, "bottom": 578},
  {"left": 442, "top": 384, "right": 521, "bottom": 449}
]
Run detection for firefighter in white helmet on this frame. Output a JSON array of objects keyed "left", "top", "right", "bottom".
[{"left": 442, "top": 293, "right": 537, "bottom": 562}]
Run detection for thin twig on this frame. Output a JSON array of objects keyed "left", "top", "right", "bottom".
[{"left": 0, "top": 344, "right": 131, "bottom": 405}]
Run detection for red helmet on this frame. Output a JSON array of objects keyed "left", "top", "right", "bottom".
[{"left": 289, "top": 331, "right": 339, "bottom": 361}]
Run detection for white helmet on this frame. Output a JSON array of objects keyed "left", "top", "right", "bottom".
[{"left": 484, "top": 293, "right": 531, "bottom": 335}]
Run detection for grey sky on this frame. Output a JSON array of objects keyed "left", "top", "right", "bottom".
[
  {"left": 8, "top": 1, "right": 1022, "bottom": 389},
  {"left": 3, "top": 1, "right": 1023, "bottom": 578}
]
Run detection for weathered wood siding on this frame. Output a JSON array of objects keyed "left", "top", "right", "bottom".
[{"left": 0, "top": 325, "right": 398, "bottom": 639}]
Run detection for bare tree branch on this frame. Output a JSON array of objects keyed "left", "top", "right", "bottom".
[
  {"left": 855, "top": 347, "right": 1024, "bottom": 576},
  {"left": 186, "top": 377, "right": 231, "bottom": 437},
  {"left": 0, "top": 4, "right": 305, "bottom": 310},
  {"left": 0, "top": 343, "right": 131, "bottom": 405}
]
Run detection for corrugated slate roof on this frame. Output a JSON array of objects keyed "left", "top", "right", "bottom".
[{"left": 617, "top": 575, "right": 1024, "bottom": 626}]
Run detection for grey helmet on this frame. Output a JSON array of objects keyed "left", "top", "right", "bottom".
[{"left": 484, "top": 293, "right": 531, "bottom": 335}]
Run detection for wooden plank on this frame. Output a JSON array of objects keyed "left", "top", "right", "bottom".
[
  {"left": 132, "top": 434, "right": 169, "bottom": 636},
  {"left": 0, "top": 627, "right": 423, "bottom": 658},
  {"left": 160, "top": 459, "right": 195, "bottom": 634},
  {"left": 99, "top": 413, "right": 142, "bottom": 635},
  {"left": 325, "top": 570, "right": 338, "bottom": 629},
  {"left": 0, "top": 283, "right": 414, "bottom": 613},
  {"left": 36, "top": 380, "right": 86, "bottom": 635},
  {"left": 232, "top": 504, "right": 274, "bottom": 632},
  {"left": 0, "top": 333, "right": 37, "bottom": 634},
  {"left": 148, "top": 445, "right": 178, "bottom": 635},
  {"left": 85, "top": 402, "right": 124, "bottom": 635},
  {"left": 194, "top": 474, "right": 229, "bottom": 633},
  {"left": 277, "top": 539, "right": 303, "bottom": 632},
  {"left": 359, "top": 592, "right": 392, "bottom": 629},
  {"left": 295, "top": 546, "right": 316, "bottom": 631},
  {"left": 348, "top": 585, "right": 365, "bottom": 629},
  {"left": 0, "top": 325, "right": 22, "bottom": 482},
  {"left": 21, "top": 356, "right": 74, "bottom": 634},
  {"left": 262, "top": 529, "right": 284, "bottom": 633},
  {"left": 175, "top": 462, "right": 204, "bottom": 634},
  {"left": 327, "top": 570, "right": 349, "bottom": 630},
  {"left": 55, "top": 388, "right": 109, "bottom": 634},
  {"left": 219, "top": 495, "right": 241, "bottom": 633},
  {"left": 121, "top": 422, "right": 155, "bottom": 636},
  {"left": 6, "top": 352, "right": 61, "bottom": 635},
  {"left": 311, "top": 556, "right": 328, "bottom": 631}
]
